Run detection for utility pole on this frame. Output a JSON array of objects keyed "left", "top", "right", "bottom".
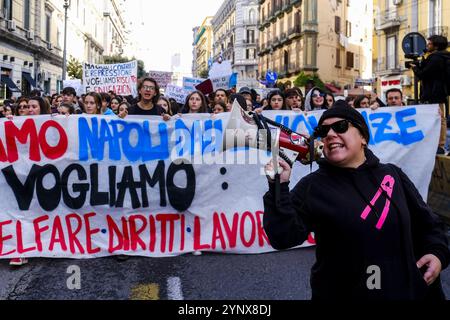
[{"left": 62, "top": 0, "right": 71, "bottom": 81}]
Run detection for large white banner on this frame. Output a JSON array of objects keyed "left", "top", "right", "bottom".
[
  {"left": 0, "top": 105, "right": 440, "bottom": 258},
  {"left": 83, "top": 61, "right": 138, "bottom": 96}
]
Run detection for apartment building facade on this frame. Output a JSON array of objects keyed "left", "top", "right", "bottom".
[
  {"left": 258, "top": 0, "right": 373, "bottom": 92},
  {"left": 373, "top": 0, "right": 449, "bottom": 103},
  {"left": 212, "top": 0, "right": 259, "bottom": 88}
]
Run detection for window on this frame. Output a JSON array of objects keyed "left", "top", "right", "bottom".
[
  {"left": 247, "top": 29, "right": 255, "bottom": 43},
  {"left": 346, "top": 21, "right": 352, "bottom": 38},
  {"left": 429, "top": 0, "right": 442, "bottom": 31},
  {"left": 3, "top": 0, "right": 12, "bottom": 20},
  {"left": 386, "top": 35, "right": 397, "bottom": 69},
  {"left": 46, "top": 13, "right": 51, "bottom": 42},
  {"left": 24, "top": 0, "right": 30, "bottom": 30},
  {"left": 335, "top": 16, "right": 341, "bottom": 34},
  {"left": 246, "top": 49, "right": 250, "bottom": 59},
  {"left": 249, "top": 9, "right": 256, "bottom": 24},
  {"left": 346, "top": 51, "right": 354, "bottom": 68},
  {"left": 336, "top": 48, "right": 341, "bottom": 67}
]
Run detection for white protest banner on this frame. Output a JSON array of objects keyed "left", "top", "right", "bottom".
[
  {"left": 83, "top": 61, "right": 138, "bottom": 96},
  {"left": 211, "top": 74, "right": 233, "bottom": 91},
  {"left": 147, "top": 71, "right": 173, "bottom": 89},
  {"left": 209, "top": 60, "right": 232, "bottom": 78},
  {"left": 0, "top": 105, "right": 440, "bottom": 258},
  {"left": 165, "top": 84, "right": 190, "bottom": 104},
  {"left": 183, "top": 77, "right": 205, "bottom": 91},
  {"left": 63, "top": 79, "right": 84, "bottom": 96}
]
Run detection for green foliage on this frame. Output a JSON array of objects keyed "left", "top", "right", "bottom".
[
  {"left": 67, "top": 57, "right": 83, "bottom": 79},
  {"left": 293, "top": 71, "right": 325, "bottom": 90}
]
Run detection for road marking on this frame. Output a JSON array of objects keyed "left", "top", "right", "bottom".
[
  {"left": 130, "top": 283, "right": 159, "bottom": 300},
  {"left": 167, "top": 277, "right": 183, "bottom": 300}
]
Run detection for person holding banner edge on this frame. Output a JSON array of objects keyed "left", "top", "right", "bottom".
[{"left": 263, "top": 104, "right": 449, "bottom": 300}]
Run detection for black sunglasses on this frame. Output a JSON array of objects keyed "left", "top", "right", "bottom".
[{"left": 314, "top": 119, "right": 353, "bottom": 138}]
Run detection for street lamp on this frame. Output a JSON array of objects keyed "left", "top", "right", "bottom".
[{"left": 62, "top": 0, "right": 71, "bottom": 81}]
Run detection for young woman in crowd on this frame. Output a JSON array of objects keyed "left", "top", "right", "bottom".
[
  {"left": 157, "top": 96, "right": 173, "bottom": 116},
  {"left": 181, "top": 91, "right": 209, "bottom": 114},
  {"left": 14, "top": 97, "right": 30, "bottom": 116},
  {"left": 28, "top": 96, "right": 51, "bottom": 115},
  {"left": 83, "top": 92, "right": 102, "bottom": 115},
  {"left": 213, "top": 101, "right": 227, "bottom": 114},
  {"left": 354, "top": 95, "right": 371, "bottom": 109},
  {"left": 304, "top": 87, "right": 328, "bottom": 111},
  {"left": 325, "top": 92, "right": 335, "bottom": 109},
  {"left": 117, "top": 101, "right": 130, "bottom": 119},
  {"left": 110, "top": 96, "right": 122, "bottom": 114}
]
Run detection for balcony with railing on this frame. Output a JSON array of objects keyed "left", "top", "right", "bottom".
[
  {"left": 420, "top": 26, "right": 448, "bottom": 38},
  {"left": 288, "top": 25, "right": 301, "bottom": 39},
  {"left": 376, "top": 9, "right": 405, "bottom": 31},
  {"left": 374, "top": 56, "right": 403, "bottom": 75}
]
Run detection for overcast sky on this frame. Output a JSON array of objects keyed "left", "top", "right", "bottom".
[{"left": 124, "top": 0, "right": 224, "bottom": 76}]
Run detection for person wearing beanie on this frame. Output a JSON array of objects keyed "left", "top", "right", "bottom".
[{"left": 263, "top": 106, "right": 449, "bottom": 300}]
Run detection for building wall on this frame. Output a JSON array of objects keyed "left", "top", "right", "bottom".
[
  {"left": 212, "top": 0, "right": 259, "bottom": 88},
  {"left": 0, "top": 0, "right": 129, "bottom": 98},
  {"left": 194, "top": 17, "right": 214, "bottom": 78},
  {"left": 373, "top": 0, "right": 449, "bottom": 103},
  {"left": 258, "top": 0, "right": 372, "bottom": 90}
]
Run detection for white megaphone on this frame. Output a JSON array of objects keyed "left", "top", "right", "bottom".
[{"left": 223, "top": 100, "right": 323, "bottom": 177}]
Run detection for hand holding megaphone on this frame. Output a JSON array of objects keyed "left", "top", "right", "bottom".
[{"left": 265, "top": 158, "right": 292, "bottom": 183}]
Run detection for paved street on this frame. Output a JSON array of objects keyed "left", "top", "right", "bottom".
[{"left": 1, "top": 246, "right": 449, "bottom": 300}]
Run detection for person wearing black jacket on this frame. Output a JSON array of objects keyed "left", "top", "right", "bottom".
[
  {"left": 263, "top": 105, "right": 449, "bottom": 300},
  {"left": 412, "top": 35, "right": 450, "bottom": 154}
]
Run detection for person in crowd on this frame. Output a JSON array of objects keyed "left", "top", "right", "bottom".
[
  {"left": 354, "top": 95, "right": 371, "bottom": 109},
  {"left": 246, "top": 98, "right": 254, "bottom": 111},
  {"left": 345, "top": 96, "right": 355, "bottom": 108},
  {"left": 385, "top": 88, "right": 404, "bottom": 107},
  {"left": 181, "top": 91, "right": 209, "bottom": 114},
  {"left": 58, "top": 103, "right": 75, "bottom": 115},
  {"left": 325, "top": 92, "right": 335, "bottom": 109},
  {"left": 117, "top": 101, "right": 130, "bottom": 119},
  {"left": 30, "top": 89, "right": 41, "bottom": 97},
  {"left": 260, "top": 98, "right": 269, "bottom": 109},
  {"left": 263, "top": 104, "right": 449, "bottom": 300},
  {"left": 285, "top": 89, "right": 303, "bottom": 111},
  {"left": 129, "top": 77, "right": 163, "bottom": 115},
  {"left": 50, "top": 94, "right": 62, "bottom": 113},
  {"left": 168, "top": 98, "right": 180, "bottom": 114},
  {"left": 157, "top": 96, "right": 173, "bottom": 116},
  {"left": 83, "top": 92, "right": 102, "bottom": 115},
  {"left": 239, "top": 87, "right": 253, "bottom": 102},
  {"left": 100, "top": 92, "right": 115, "bottom": 115},
  {"left": 213, "top": 101, "right": 227, "bottom": 114},
  {"left": 304, "top": 87, "right": 328, "bottom": 111},
  {"left": 14, "top": 97, "right": 29, "bottom": 116},
  {"left": 110, "top": 96, "right": 122, "bottom": 114},
  {"left": 264, "top": 90, "right": 286, "bottom": 111},
  {"left": 28, "top": 96, "right": 50, "bottom": 115},
  {"left": 61, "top": 87, "right": 83, "bottom": 114},
  {"left": 411, "top": 35, "right": 450, "bottom": 155},
  {"left": 214, "top": 89, "right": 229, "bottom": 106},
  {"left": 228, "top": 93, "right": 247, "bottom": 111},
  {"left": 0, "top": 104, "right": 13, "bottom": 117}
]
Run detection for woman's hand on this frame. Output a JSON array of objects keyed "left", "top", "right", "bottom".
[
  {"left": 162, "top": 113, "right": 171, "bottom": 121},
  {"left": 264, "top": 158, "right": 292, "bottom": 183},
  {"left": 417, "top": 254, "right": 442, "bottom": 285}
]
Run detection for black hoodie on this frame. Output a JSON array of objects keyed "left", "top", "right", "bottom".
[
  {"left": 263, "top": 149, "right": 449, "bottom": 300},
  {"left": 413, "top": 50, "right": 450, "bottom": 104}
]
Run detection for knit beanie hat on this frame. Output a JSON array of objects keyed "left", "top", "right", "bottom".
[{"left": 317, "top": 102, "right": 370, "bottom": 143}]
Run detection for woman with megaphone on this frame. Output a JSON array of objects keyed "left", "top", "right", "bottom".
[{"left": 263, "top": 103, "right": 449, "bottom": 300}]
